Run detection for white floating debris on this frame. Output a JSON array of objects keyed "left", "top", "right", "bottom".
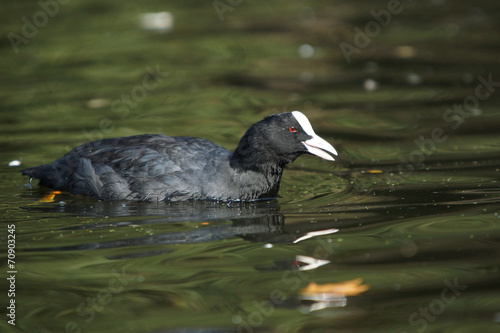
[
  {"left": 263, "top": 243, "right": 273, "bottom": 248},
  {"left": 139, "top": 12, "right": 174, "bottom": 32},
  {"left": 8, "top": 160, "right": 21, "bottom": 167},
  {"left": 295, "top": 255, "right": 331, "bottom": 271},
  {"left": 298, "top": 44, "right": 315, "bottom": 59},
  {"left": 293, "top": 228, "right": 339, "bottom": 244}
]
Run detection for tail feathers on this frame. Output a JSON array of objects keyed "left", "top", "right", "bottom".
[{"left": 21, "top": 159, "right": 133, "bottom": 200}]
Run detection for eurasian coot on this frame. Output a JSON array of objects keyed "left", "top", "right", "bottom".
[{"left": 21, "top": 111, "right": 337, "bottom": 201}]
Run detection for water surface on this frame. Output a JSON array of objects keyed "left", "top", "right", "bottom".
[{"left": 1, "top": 1, "right": 500, "bottom": 332}]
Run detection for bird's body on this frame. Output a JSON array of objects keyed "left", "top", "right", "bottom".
[{"left": 21, "top": 112, "right": 337, "bottom": 202}]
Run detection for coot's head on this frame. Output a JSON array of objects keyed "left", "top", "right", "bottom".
[{"left": 231, "top": 111, "right": 337, "bottom": 171}]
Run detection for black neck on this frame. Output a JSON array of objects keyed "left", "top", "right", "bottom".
[{"left": 230, "top": 146, "right": 285, "bottom": 175}]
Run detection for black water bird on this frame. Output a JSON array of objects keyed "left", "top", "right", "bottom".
[{"left": 21, "top": 111, "right": 337, "bottom": 201}]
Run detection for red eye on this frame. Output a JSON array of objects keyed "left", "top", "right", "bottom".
[{"left": 289, "top": 127, "right": 297, "bottom": 133}]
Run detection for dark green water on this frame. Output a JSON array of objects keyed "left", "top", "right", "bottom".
[{"left": 1, "top": 1, "right": 500, "bottom": 332}]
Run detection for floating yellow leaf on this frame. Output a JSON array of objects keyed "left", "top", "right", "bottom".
[
  {"left": 300, "top": 278, "right": 369, "bottom": 297},
  {"left": 365, "top": 170, "right": 383, "bottom": 174}
]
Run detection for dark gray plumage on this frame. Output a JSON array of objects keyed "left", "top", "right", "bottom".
[{"left": 21, "top": 112, "right": 337, "bottom": 202}]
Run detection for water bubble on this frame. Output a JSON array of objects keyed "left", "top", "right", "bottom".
[
  {"left": 298, "top": 44, "right": 314, "bottom": 59},
  {"left": 470, "top": 108, "right": 482, "bottom": 116},
  {"left": 406, "top": 73, "right": 422, "bottom": 85},
  {"left": 401, "top": 240, "right": 418, "bottom": 257},
  {"left": 139, "top": 12, "right": 174, "bottom": 32},
  {"left": 364, "top": 61, "right": 378, "bottom": 73},
  {"left": 299, "top": 72, "right": 314, "bottom": 83},
  {"left": 364, "top": 78, "right": 379, "bottom": 92}
]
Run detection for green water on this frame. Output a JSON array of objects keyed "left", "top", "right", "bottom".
[{"left": 1, "top": 1, "right": 500, "bottom": 332}]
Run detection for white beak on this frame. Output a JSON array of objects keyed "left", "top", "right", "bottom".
[
  {"left": 303, "top": 134, "right": 338, "bottom": 161},
  {"left": 292, "top": 111, "right": 338, "bottom": 161}
]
